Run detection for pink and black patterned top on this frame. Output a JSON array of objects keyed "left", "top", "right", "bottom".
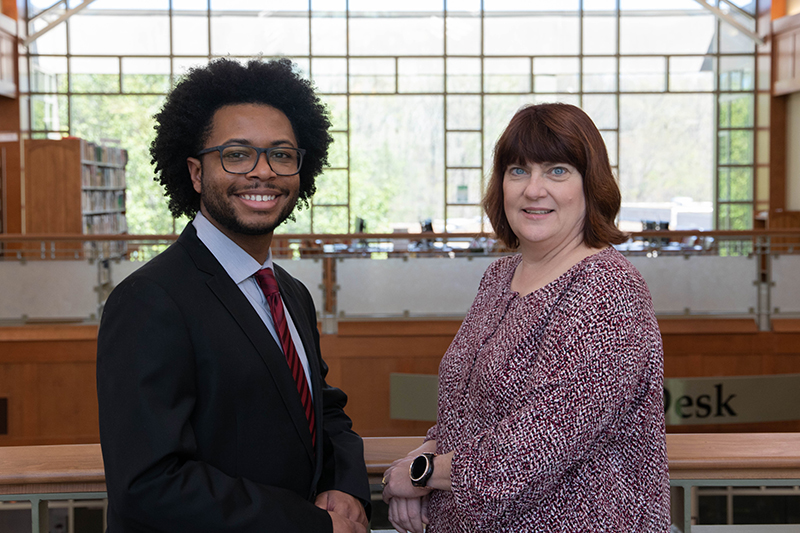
[{"left": 425, "top": 247, "right": 670, "bottom": 532}]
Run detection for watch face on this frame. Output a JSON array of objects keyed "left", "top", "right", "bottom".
[{"left": 410, "top": 455, "right": 427, "bottom": 480}]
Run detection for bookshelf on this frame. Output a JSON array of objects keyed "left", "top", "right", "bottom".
[
  {"left": 25, "top": 138, "right": 128, "bottom": 256},
  {"left": 80, "top": 140, "right": 128, "bottom": 236}
]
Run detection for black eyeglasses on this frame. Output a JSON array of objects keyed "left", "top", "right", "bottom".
[{"left": 196, "top": 144, "right": 306, "bottom": 176}]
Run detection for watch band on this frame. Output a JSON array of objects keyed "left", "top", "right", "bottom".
[{"left": 409, "top": 452, "right": 436, "bottom": 487}]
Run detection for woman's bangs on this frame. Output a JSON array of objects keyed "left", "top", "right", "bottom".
[{"left": 498, "top": 117, "right": 577, "bottom": 171}]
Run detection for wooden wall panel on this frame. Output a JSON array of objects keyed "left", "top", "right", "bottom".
[
  {"left": 25, "top": 139, "right": 83, "bottom": 235},
  {"left": 769, "top": 210, "right": 800, "bottom": 229},
  {"left": 0, "top": 141, "right": 22, "bottom": 235},
  {"left": 773, "top": 333, "right": 800, "bottom": 353},
  {"left": 2, "top": 340, "right": 98, "bottom": 362},
  {"left": 320, "top": 320, "right": 455, "bottom": 437},
  {"left": 0, "top": 325, "right": 99, "bottom": 446},
  {"left": 770, "top": 93, "right": 788, "bottom": 212},
  {"left": 0, "top": 363, "right": 29, "bottom": 440},
  {"left": 3, "top": 318, "right": 800, "bottom": 446},
  {"left": 0, "top": 1, "right": 21, "bottom": 235},
  {"left": 335, "top": 356, "right": 440, "bottom": 437},
  {"left": 36, "top": 363, "right": 98, "bottom": 439}
]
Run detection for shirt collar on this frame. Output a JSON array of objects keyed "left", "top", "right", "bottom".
[{"left": 192, "top": 211, "right": 273, "bottom": 284}]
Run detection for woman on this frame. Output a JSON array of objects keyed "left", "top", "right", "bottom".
[{"left": 381, "top": 103, "right": 670, "bottom": 532}]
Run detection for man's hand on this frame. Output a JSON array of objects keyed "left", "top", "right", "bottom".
[
  {"left": 327, "top": 509, "right": 367, "bottom": 533},
  {"left": 316, "top": 490, "right": 369, "bottom": 530}
]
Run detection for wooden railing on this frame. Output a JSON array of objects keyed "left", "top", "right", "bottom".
[
  {"left": 2, "top": 434, "right": 800, "bottom": 532},
  {"left": 0, "top": 444, "right": 106, "bottom": 532},
  {"left": 1, "top": 228, "right": 799, "bottom": 260}
]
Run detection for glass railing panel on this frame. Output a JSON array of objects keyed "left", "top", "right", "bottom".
[
  {"left": 337, "top": 256, "right": 497, "bottom": 318},
  {"left": 277, "top": 258, "right": 325, "bottom": 314},
  {"left": 1, "top": 230, "right": 797, "bottom": 323},
  {"left": 0, "top": 254, "right": 326, "bottom": 323},
  {"left": 772, "top": 255, "right": 800, "bottom": 316},
  {"left": 0, "top": 260, "right": 100, "bottom": 321},
  {"left": 628, "top": 255, "right": 757, "bottom": 315}
]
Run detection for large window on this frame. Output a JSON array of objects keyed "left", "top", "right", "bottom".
[{"left": 23, "top": 0, "right": 765, "bottom": 234}]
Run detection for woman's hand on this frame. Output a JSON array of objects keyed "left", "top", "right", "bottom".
[
  {"left": 382, "top": 440, "right": 436, "bottom": 502},
  {"left": 387, "top": 495, "right": 430, "bottom": 533},
  {"left": 382, "top": 440, "right": 454, "bottom": 503},
  {"left": 382, "top": 454, "right": 432, "bottom": 502}
]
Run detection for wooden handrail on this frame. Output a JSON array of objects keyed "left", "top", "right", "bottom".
[
  {"left": 665, "top": 433, "right": 800, "bottom": 479},
  {"left": 2, "top": 433, "right": 800, "bottom": 496},
  {"left": 362, "top": 436, "right": 422, "bottom": 474},
  {"left": 0, "top": 444, "right": 106, "bottom": 496}
]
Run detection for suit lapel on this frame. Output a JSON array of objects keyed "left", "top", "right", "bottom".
[{"left": 177, "top": 226, "right": 315, "bottom": 463}]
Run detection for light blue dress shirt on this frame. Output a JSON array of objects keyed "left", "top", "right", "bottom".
[{"left": 193, "top": 212, "right": 314, "bottom": 397}]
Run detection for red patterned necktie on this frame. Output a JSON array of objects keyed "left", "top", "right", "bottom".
[{"left": 254, "top": 267, "right": 316, "bottom": 447}]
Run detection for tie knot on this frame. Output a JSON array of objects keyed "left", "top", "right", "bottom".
[{"left": 255, "top": 268, "right": 280, "bottom": 296}]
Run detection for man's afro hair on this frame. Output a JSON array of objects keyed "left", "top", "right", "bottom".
[{"left": 150, "top": 57, "right": 332, "bottom": 219}]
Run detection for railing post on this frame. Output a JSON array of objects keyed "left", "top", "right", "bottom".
[
  {"left": 755, "top": 235, "right": 772, "bottom": 331},
  {"left": 96, "top": 258, "right": 113, "bottom": 320},
  {"left": 764, "top": 235, "right": 773, "bottom": 332},
  {"left": 683, "top": 482, "right": 693, "bottom": 533},
  {"left": 29, "top": 497, "right": 49, "bottom": 533},
  {"left": 321, "top": 256, "right": 338, "bottom": 334}
]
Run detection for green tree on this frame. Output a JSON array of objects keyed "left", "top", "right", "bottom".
[{"left": 70, "top": 76, "right": 174, "bottom": 235}]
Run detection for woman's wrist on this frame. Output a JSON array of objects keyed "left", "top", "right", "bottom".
[
  {"left": 425, "top": 451, "right": 453, "bottom": 492},
  {"left": 412, "top": 439, "right": 437, "bottom": 457}
]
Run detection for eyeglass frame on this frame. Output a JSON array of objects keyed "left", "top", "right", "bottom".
[{"left": 195, "top": 144, "right": 307, "bottom": 176}]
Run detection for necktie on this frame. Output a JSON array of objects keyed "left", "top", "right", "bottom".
[{"left": 254, "top": 268, "right": 316, "bottom": 447}]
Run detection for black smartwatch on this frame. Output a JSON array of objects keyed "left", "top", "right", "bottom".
[{"left": 409, "top": 452, "right": 436, "bottom": 487}]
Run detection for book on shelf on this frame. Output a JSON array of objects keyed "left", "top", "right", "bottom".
[
  {"left": 77, "top": 139, "right": 128, "bottom": 241},
  {"left": 81, "top": 140, "right": 128, "bottom": 167},
  {"left": 81, "top": 140, "right": 129, "bottom": 257},
  {"left": 81, "top": 165, "right": 126, "bottom": 188},
  {"left": 82, "top": 190, "right": 125, "bottom": 213},
  {"left": 82, "top": 213, "right": 127, "bottom": 235}
]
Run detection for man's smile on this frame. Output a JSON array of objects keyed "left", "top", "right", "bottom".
[{"left": 238, "top": 193, "right": 278, "bottom": 202}]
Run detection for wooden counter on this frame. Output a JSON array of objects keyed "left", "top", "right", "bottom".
[
  {"left": 2, "top": 433, "right": 800, "bottom": 496},
  {"left": 0, "top": 443, "right": 105, "bottom": 495}
]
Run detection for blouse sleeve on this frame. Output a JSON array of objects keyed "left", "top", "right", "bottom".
[
  {"left": 424, "top": 425, "right": 438, "bottom": 443},
  {"left": 447, "top": 267, "right": 662, "bottom": 528}
]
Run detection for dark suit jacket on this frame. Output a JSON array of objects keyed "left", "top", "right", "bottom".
[{"left": 97, "top": 224, "right": 370, "bottom": 532}]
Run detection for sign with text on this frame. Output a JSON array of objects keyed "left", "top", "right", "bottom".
[
  {"left": 664, "top": 374, "right": 800, "bottom": 425},
  {"left": 390, "top": 373, "right": 800, "bottom": 426}
]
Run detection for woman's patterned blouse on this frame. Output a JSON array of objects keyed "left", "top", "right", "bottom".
[{"left": 425, "top": 247, "right": 671, "bottom": 532}]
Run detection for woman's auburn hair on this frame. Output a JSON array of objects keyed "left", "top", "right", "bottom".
[{"left": 482, "top": 103, "right": 628, "bottom": 250}]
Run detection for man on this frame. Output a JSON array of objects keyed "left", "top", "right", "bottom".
[{"left": 97, "top": 58, "right": 370, "bottom": 532}]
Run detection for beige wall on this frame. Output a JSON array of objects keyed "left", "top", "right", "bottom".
[
  {"left": 789, "top": 0, "right": 800, "bottom": 15},
  {"left": 788, "top": 92, "right": 800, "bottom": 211}
]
